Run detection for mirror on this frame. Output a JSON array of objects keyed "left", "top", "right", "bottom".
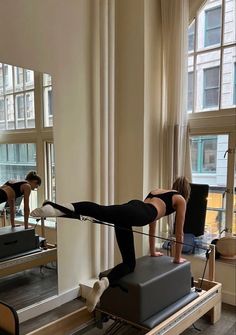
[{"left": 0, "top": 62, "right": 57, "bottom": 312}]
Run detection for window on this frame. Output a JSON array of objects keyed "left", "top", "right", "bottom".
[
  {"left": 0, "top": 98, "right": 4, "bottom": 121},
  {"left": 43, "top": 74, "right": 53, "bottom": 127},
  {"left": 203, "top": 66, "right": 220, "bottom": 108},
  {"left": 0, "top": 62, "right": 55, "bottom": 217},
  {"left": 205, "top": 6, "right": 221, "bottom": 47},
  {"left": 188, "top": 0, "right": 236, "bottom": 113},
  {"left": 0, "top": 64, "right": 35, "bottom": 129},
  {"left": 191, "top": 136, "right": 217, "bottom": 173},
  {"left": 188, "top": 22, "right": 195, "bottom": 52},
  {"left": 188, "top": 0, "right": 236, "bottom": 238},
  {"left": 188, "top": 72, "right": 194, "bottom": 111},
  {"left": 45, "top": 142, "right": 56, "bottom": 202}
]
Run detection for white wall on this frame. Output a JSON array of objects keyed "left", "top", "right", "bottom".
[
  {"left": 0, "top": 0, "right": 98, "bottom": 293},
  {"left": 0, "top": 0, "right": 152, "bottom": 295}
]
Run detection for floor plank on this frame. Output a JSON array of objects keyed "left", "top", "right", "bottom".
[
  {"left": 0, "top": 265, "right": 58, "bottom": 310},
  {"left": 21, "top": 302, "right": 234, "bottom": 335}
]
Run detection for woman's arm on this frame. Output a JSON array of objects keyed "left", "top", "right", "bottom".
[
  {"left": 23, "top": 184, "right": 31, "bottom": 229},
  {"left": 8, "top": 197, "right": 16, "bottom": 227},
  {"left": 149, "top": 221, "right": 163, "bottom": 257},
  {"left": 173, "top": 197, "right": 186, "bottom": 263}
]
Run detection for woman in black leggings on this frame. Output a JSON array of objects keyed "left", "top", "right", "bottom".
[{"left": 30, "top": 176, "right": 190, "bottom": 312}]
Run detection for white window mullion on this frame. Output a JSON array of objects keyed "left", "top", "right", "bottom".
[
  {"left": 22, "top": 70, "right": 27, "bottom": 129},
  {"left": 193, "top": 17, "right": 198, "bottom": 113},
  {"left": 225, "top": 131, "right": 236, "bottom": 232},
  {"left": 218, "top": 0, "right": 225, "bottom": 109}
]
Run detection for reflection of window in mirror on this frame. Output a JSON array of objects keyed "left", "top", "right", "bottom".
[
  {"left": 43, "top": 73, "right": 53, "bottom": 127},
  {"left": 44, "top": 141, "right": 56, "bottom": 224},
  {"left": 0, "top": 62, "right": 54, "bottom": 216}
]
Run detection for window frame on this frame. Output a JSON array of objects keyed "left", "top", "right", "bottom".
[{"left": 188, "top": 0, "right": 236, "bottom": 235}]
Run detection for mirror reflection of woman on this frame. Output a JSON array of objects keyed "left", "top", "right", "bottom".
[{"left": 0, "top": 171, "right": 41, "bottom": 229}]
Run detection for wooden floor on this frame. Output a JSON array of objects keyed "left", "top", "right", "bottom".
[
  {"left": 20, "top": 298, "right": 85, "bottom": 335},
  {"left": 0, "top": 264, "right": 58, "bottom": 310},
  {"left": 1, "top": 265, "right": 235, "bottom": 335},
  {"left": 181, "top": 303, "right": 236, "bottom": 335},
  {"left": 20, "top": 302, "right": 235, "bottom": 335}
]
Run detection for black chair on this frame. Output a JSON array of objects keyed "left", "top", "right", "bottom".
[
  {"left": 184, "top": 183, "right": 209, "bottom": 237},
  {"left": 172, "top": 183, "right": 209, "bottom": 254}
]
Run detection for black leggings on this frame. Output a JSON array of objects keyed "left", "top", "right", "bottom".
[
  {"left": 46, "top": 200, "right": 157, "bottom": 284},
  {"left": 0, "top": 189, "right": 8, "bottom": 203}
]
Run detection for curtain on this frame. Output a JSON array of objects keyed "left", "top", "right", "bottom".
[
  {"left": 90, "top": 0, "right": 115, "bottom": 276},
  {"left": 99, "top": 0, "right": 115, "bottom": 271},
  {"left": 161, "top": 0, "right": 191, "bottom": 188}
]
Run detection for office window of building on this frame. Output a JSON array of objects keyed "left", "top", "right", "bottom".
[
  {"left": 188, "top": 0, "right": 236, "bottom": 238},
  {"left": 205, "top": 6, "right": 222, "bottom": 47},
  {"left": 191, "top": 136, "right": 217, "bottom": 173},
  {"left": 203, "top": 66, "right": 220, "bottom": 108}
]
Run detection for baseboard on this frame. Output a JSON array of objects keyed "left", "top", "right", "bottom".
[
  {"left": 222, "top": 290, "right": 236, "bottom": 306},
  {"left": 18, "top": 286, "right": 80, "bottom": 323}
]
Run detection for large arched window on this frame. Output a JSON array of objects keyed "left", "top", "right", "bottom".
[{"left": 188, "top": 0, "right": 236, "bottom": 237}]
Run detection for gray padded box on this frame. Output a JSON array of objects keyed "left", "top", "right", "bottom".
[
  {"left": 0, "top": 226, "right": 37, "bottom": 259},
  {"left": 99, "top": 255, "right": 192, "bottom": 324}
]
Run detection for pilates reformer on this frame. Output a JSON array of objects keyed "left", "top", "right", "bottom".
[
  {"left": 0, "top": 213, "right": 222, "bottom": 335},
  {"left": 0, "top": 260, "right": 221, "bottom": 335},
  {"left": 77, "top": 216, "right": 222, "bottom": 335},
  {"left": 96, "top": 249, "right": 221, "bottom": 333},
  {"left": 0, "top": 218, "right": 57, "bottom": 279},
  {"left": 0, "top": 245, "right": 221, "bottom": 335},
  {"left": 93, "top": 254, "right": 221, "bottom": 335}
]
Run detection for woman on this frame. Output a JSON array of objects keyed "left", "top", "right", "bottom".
[
  {"left": 30, "top": 176, "right": 190, "bottom": 312},
  {"left": 0, "top": 171, "right": 41, "bottom": 229}
]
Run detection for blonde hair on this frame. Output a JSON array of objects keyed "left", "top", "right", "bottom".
[{"left": 172, "top": 176, "right": 191, "bottom": 202}]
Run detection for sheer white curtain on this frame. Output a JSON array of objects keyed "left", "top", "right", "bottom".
[
  {"left": 144, "top": 0, "right": 208, "bottom": 194},
  {"left": 160, "top": 0, "right": 191, "bottom": 188},
  {"left": 143, "top": 0, "right": 191, "bottom": 239}
]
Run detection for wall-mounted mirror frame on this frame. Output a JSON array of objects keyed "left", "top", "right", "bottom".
[{"left": 0, "top": 61, "right": 57, "bottom": 313}]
